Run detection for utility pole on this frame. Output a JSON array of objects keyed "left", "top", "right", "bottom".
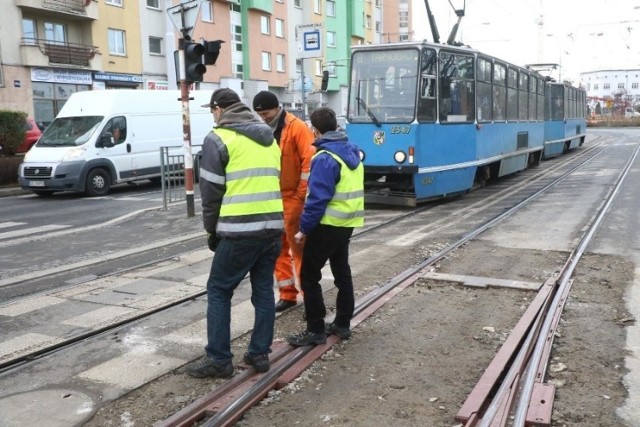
[{"left": 168, "top": 0, "right": 204, "bottom": 218}]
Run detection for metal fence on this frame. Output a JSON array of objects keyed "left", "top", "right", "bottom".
[{"left": 160, "top": 145, "right": 202, "bottom": 210}]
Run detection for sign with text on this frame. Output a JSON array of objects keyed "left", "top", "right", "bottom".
[{"left": 296, "top": 23, "right": 324, "bottom": 59}]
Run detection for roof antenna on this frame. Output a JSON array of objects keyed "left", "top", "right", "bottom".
[
  {"left": 446, "top": 0, "right": 466, "bottom": 45},
  {"left": 423, "top": 0, "right": 441, "bottom": 43}
]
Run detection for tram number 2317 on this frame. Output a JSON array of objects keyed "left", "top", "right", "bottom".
[{"left": 390, "top": 126, "right": 411, "bottom": 134}]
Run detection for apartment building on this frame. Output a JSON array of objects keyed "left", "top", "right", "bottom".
[
  {"left": 0, "top": 0, "right": 410, "bottom": 125},
  {"left": 580, "top": 69, "right": 640, "bottom": 109}
]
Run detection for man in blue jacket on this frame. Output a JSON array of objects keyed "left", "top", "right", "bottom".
[{"left": 287, "top": 107, "right": 364, "bottom": 346}]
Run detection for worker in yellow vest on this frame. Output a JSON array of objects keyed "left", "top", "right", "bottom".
[
  {"left": 187, "top": 88, "right": 284, "bottom": 378},
  {"left": 287, "top": 107, "right": 364, "bottom": 346}
]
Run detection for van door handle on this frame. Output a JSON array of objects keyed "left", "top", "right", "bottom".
[{"left": 127, "top": 143, "right": 131, "bottom": 153}]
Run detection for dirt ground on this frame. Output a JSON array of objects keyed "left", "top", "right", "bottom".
[{"left": 84, "top": 237, "right": 633, "bottom": 427}]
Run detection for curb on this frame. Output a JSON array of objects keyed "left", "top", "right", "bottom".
[{"left": 0, "top": 187, "right": 29, "bottom": 197}]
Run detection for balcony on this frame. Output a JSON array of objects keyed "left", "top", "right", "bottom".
[
  {"left": 16, "top": 0, "right": 98, "bottom": 20},
  {"left": 20, "top": 39, "right": 102, "bottom": 69}
]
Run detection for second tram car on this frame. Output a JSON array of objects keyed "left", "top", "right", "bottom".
[{"left": 346, "top": 41, "right": 586, "bottom": 206}]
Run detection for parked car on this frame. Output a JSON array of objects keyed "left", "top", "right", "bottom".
[
  {"left": 16, "top": 118, "right": 42, "bottom": 154},
  {"left": 625, "top": 108, "right": 640, "bottom": 118}
]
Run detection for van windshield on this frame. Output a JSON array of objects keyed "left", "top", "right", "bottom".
[{"left": 37, "top": 116, "right": 103, "bottom": 147}]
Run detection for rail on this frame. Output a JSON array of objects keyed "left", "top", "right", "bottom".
[{"left": 23, "top": 38, "right": 99, "bottom": 66}]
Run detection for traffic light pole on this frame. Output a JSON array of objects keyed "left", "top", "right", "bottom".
[{"left": 178, "top": 37, "right": 196, "bottom": 218}]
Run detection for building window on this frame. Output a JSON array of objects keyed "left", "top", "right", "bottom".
[
  {"left": 375, "top": 21, "right": 381, "bottom": 33},
  {"left": 594, "top": 84, "right": 599, "bottom": 90},
  {"left": 233, "top": 25, "right": 242, "bottom": 53},
  {"left": 261, "top": 16, "right": 270, "bottom": 34},
  {"left": 44, "top": 22, "right": 66, "bottom": 45},
  {"left": 632, "top": 82, "right": 639, "bottom": 89},
  {"left": 618, "top": 83, "right": 625, "bottom": 89},
  {"left": 276, "top": 19, "right": 284, "bottom": 38},
  {"left": 149, "top": 37, "right": 162, "bottom": 54},
  {"left": 296, "top": 58, "right": 302, "bottom": 74},
  {"left": 294, "top": 0, "right": 301, "bottom": 7},
  {"left": 366, "top": 15, "right": 372, "bottom": 29},
  {"left": 314, "top": 0, "right": 320, "bottom": 14},
  {"left": 106, "top": 0, "right": 123, "bottom": 6},
  {"left": 108, "top": 29, "right": 126, "bottom": 56},
  {"left": 277, "top": 54, "right": 285, "bottom": 72},
  {"left": 202, "top": 1, "right": 213, "bottom": 22},
  {"left": 262, "top": 52, "right": 271, "bottom": 71},
  {"left": 327, "top": 31, "right": 336, "bottom": 47},
  {"left": 636, "top": 95, "right": 640, "bottom": 102},
  {"left": 22, "top": 19, "right": 37, "bottom": 44},
  {"left": 315, "top": 59, "right": 322, "bottom": 76},
  {"left": 233, "top": 63, "right": 243, "bottom": 79},
  {"left": 603, "top": 83, "right": 609, "bottom": 89},
  {"left": 326, "top": 0, "right": 336, "bottom": 16},
  {"left": 326, "top": 61, "right": 336, "bottom": 77},
  {"left": 375, "top": 0, "right": 381, "bottom": 6},
  {"left": 146, "top": 0, "right": 159, "bottom": 8}
]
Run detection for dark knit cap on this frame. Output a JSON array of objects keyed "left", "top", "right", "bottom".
[
  {"left": 202, "top": 88, "right": 241, "bottom": 109},
  {"left": 252, "top": 91, "right": 280, "bottom": 111}
]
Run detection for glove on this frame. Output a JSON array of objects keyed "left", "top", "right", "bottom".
[{"left": 207, "top": 233, "right": 219, "bottom": 252}]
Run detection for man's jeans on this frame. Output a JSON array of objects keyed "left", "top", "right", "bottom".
[{"left": 205, "top": 235, "right": 281, "bottom": 364}]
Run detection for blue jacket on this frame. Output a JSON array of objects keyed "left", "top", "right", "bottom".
[{"left": 299, "top": 130, "right": 362, "bottom": 234}]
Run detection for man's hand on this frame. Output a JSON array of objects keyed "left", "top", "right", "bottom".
[
  {"left": 207, "top": 233, "right": 219, "bottom": 252},
  {"left": 294, "top": 231, "right": 306, "bottom": 245}
]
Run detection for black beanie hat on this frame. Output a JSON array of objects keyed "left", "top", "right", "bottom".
[{"left": 253, "top": 91, "right": 280, "bottom": 111}]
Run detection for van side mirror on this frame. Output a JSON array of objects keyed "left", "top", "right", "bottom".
[{"left": 99, "top": 132, "right": 115, "bottom": 148}]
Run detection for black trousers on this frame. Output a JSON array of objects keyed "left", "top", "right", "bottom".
[{"left": 301, "top": 224, "right": 354, "bottom": 333}]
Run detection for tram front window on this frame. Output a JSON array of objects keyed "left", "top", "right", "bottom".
[{"left": 348, "top": 48, "right": 419, "bottom": 124}]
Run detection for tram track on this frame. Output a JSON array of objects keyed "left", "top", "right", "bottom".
[
  {"left": 151, "top": 136, "right": 628, "bottom": 427},
  {"left": 0, "top": 136, "right": 609, "bottom": 376}
]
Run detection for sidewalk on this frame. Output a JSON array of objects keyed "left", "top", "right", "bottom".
[{"left": 0, "top": 186, "right": 28, "bottom": 197}]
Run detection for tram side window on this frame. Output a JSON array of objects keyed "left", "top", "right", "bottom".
[
  {"left": 528, "top": 76, "right": 537, "bottom": 120},
  {"left": 506, "top": 68, "right": 518, "bottom": 121},
  {"left": 476, "top": 57, "right": 492, "bottom": 122},
  {"left": 518, "top": 72, "right": 529, "bottom": 121},
  {"left": 493, "top": 63, "right": 506, "bottom": 121},
  {"left": 438, "top": 52, "right": 475, "bottom": 123},
  {"left": 417, "top": 47, "right": 437, "bottom": 122},
  {"left": 550, "top": 84, "right": 564, "bottom": 120}
]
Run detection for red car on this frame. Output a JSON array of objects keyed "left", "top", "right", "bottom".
[{"left": 16, "top": 118, "right": 43, "bottom": 154}]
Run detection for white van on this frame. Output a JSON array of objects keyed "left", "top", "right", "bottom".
[
  {"left": 625, "top": 108, "right": 640, "bottom": 118},
  {"left": 18, "top": 90, "right": 213, "bottom": 196}
]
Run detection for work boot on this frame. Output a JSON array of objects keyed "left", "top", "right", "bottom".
[
  {"left": 325, "top": 322, "right": 351, "bottom": 339},
  {"left": 186, "top": 357, "right": 233, "bottom": 378},
  {"left": 243, "top": 352, "right": 270, "bottom": 373},
  {"left": 275, "top": 299, "right": 297, "bottom": 312},
  {"left": 287, "top": 330, "right": 327, "bottom": 346}
]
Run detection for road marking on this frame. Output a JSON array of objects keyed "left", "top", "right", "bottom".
[
  {"left": 0, "top": 222, "right": 26, "bottom": 229},
  {"left": 0, "top": 224, "right": 71, "bottom": 240}
]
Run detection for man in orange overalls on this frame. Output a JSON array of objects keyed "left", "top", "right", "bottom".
[{"left": 253, "top": 91, "right": 315, "bottom": 312}]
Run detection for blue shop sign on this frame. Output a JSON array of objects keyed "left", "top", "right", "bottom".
[{"left": 93, "top": 72, "right": 143, "bottom": 83}]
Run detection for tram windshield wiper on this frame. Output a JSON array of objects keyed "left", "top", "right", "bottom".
[{"left": 356, "top": 96, "right": 382, "bottom": 127}]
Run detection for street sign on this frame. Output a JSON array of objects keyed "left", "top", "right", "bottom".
[
  {"left": 297, "top": 23, "right": 324, "bottom": 59},
  {"left": 167, "top": 0, "right": 201, "bottom": 39}
]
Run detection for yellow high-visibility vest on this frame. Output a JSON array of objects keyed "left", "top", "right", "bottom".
[{"left": 316, "top": 150, "right": 364, "bottom": 228}]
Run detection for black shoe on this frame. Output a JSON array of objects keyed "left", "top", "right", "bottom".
[
  {"left": 326, "top": 322, "right": 351, "bottom": 339},
  {"left": 243, "top": 352, "right": 270, "bottom": 373},
  {"left": 186, "top": 357, "right": 233, "bottom": 378},
  {"left": 275, "top": 299, "right": 297, "bottom": 312},
  {"left": 287, "top": 330, "right": 327, "bottom": 346}
]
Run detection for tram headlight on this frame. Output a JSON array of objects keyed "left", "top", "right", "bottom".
[
  {"left": 359, "top": 150, "right": 365, "bottom": 161},
  {"left": 394, "top": 150, "right": 406, "bottom": 163}
]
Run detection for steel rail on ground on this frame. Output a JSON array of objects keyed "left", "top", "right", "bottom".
[
  {"left": 156, "top": 142, "right": 610, "bottom": 427},
  {"left": 458, "top": 142, "right": 640, "bottom": 427}
]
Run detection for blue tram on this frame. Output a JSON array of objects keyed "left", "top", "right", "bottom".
[
  {"left": 345, "top": 41, "right": 586, "bottom": 206},
  {"left": 543, "top": 82, "right": 587, "bottom": 158}
]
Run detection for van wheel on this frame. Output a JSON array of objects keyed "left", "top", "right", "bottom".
[
  {"left": 85, "top": 168, "right": 111, "bottom": 197},
  {"left": 33, "top": 190, "right": 55, "bottom": 197}
]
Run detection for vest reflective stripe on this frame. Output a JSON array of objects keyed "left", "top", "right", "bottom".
[
  {"left": 300, "top": 172, "right": 310, "bottom": 180},
  {"left": 316, "top": 150, "right": 364, "bottom": 228},
  {"left": 199, "top": 168, "right": 225, "bottom": 185},
  {"left": 214, "top": 128, "right": 283, "bottom": 234}
]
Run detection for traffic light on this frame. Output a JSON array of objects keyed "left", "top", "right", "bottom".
[
  {"left": 184, "top": 42, "right": 206, "bottom": 82},
  {"left": 204, "top": 40, "right": 224, "bottom": 65},
  {"left": 320, "top": 70, "right": 330, "bottom": 91}
]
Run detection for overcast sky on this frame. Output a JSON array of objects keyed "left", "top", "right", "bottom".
[{"left": 411, "top": 0, "right": 640, "bottom": 82}]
